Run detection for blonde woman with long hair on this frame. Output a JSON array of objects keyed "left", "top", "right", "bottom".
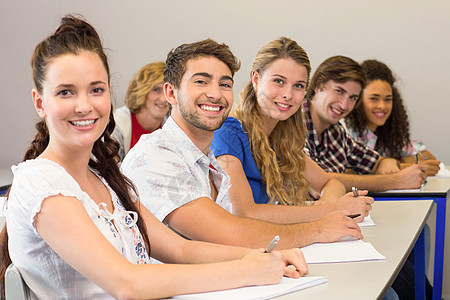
[{"left": 211, "top": 37, "right": 373, "bottom": 224}]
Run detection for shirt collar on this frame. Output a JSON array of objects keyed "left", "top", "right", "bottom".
[
  {"left": 302, "top": 101, "right": 321, "bottom": 147},
  {"left": 162, "top": 117, "right": 217, "bottom": 169}
]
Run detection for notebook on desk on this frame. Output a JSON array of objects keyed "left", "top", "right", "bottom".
[{"left": 171, "top": 276, "right": 327, "bottom": 300}]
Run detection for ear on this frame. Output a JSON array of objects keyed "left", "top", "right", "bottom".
[
  {"left": 164, "top": 82, "right": 178, "bottom": 106},
  {"left": 251, "top": 70, "right": 260, "bottom": 91},
  {"left": 32, "top": 89, "right": 47, "bottom": 118}
]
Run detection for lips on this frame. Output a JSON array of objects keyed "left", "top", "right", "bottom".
[
  {"left": 373, "top": 111, "right": 387, "bottom": 118},
  {"left": 199, "top": 104, "right": 222, "bottom": 112},
  {"left": 155, "top": 102, "right": 169, "bottom": 109},
  {"left": 330, "top": 106, "right": 344, "bottom": 117},
  {"left": 69, "top": 119, "right": 97, "bottom": 127},
  {"left": 275, "top": 102, "right": 292, "bottom": 109}
]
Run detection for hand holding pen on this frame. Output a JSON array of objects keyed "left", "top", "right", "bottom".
[
  {"left": 346, "top": 187, "right": 361, "bottom": 219},
  {"left": 264, "top": 236, "right": 280, "bottom": 253},
  {"left": 263, "top": 236, "right": 309, "bottom": 278},
  {"left": 414, "top": 152, "right": 440, "bottom": 177}
]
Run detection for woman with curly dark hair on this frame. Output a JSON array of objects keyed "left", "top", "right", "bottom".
[{"left": 344, "top": 59, "right": 440, "bottom": 176}]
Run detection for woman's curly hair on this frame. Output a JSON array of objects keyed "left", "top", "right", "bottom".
[{"left": 345, "top": 59, "right": 410, "bottom": 158}]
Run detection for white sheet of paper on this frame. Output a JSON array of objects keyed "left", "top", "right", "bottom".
[
  {"left": 301, "top": 239, "right": 385, "bottom": 264},
  {"left": 358, "top": 214, "right": 375, "bottom": 227},
  {"left": 171, "top": 276, "right": 327, "bottom": 300}
]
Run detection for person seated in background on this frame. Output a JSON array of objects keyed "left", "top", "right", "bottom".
[
  {"left": 0, "top": 15, "right": 307, "bottom": 299},
  {"left": 302, "top": 55, "right": 427, "bottom": 192},
  {"left": 210, "top": 37, "right": 373, "bottom": 225},
  {"left": 121, "top": 38, "right": 365, "bottom": 251},
  {"left": 112, "top": 61, "right": 169, "bottom": 160},
  {"left": 343, "top": 59, "right": 440, "bottom": 176}
]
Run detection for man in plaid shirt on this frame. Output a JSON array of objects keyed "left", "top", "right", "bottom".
[{"left": 303, "top": 56, "right": 427, "bottom": 192}]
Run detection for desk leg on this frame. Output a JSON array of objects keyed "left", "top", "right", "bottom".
[
  {"left": 415, "top": 229, "right": 426, "bottom": 300},
  {"left": 433, "top": 197, "right": 446, "bottom": 300}
]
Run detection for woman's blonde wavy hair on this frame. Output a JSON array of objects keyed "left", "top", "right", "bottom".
[
  {"left": 125, "top": 61, "right": 165, "bottom": 113},
  {"left": 232, "top": 37, "right": 311, "bottom": 206}
]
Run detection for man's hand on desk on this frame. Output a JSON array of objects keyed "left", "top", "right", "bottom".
[
  {"left": 327, "top": 190, "right": 374, "bottom": 223},
  {"left": 419, "top": 160, "right": 441, "bottom": 177},
  {"left": 313, "top": 211, "right": 363, "bottom": 243},
  {"left": 393, "top": 164, "right": 427, "bottom": 189}
]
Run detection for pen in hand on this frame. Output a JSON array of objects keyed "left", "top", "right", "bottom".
[
  {"left": 348, "top": 187, "right": 362, "bottom": 219},
  {"left": 264, "top": 236, "right": 280, "bottom": 253},
  {"left": 347, "top": 213, "right": 361, "bottom": 219},
  {"left": 352, "top": 186, "right": 358, "bottom": 197}
]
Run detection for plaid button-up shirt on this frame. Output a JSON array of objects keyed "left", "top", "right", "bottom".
[{"left": 302, "top": 101, "right": 380, "bottom": 174}]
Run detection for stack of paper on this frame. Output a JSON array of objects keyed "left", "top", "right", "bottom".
[{"left": 171, "top": 276, "right": 327, "bottom": 300}]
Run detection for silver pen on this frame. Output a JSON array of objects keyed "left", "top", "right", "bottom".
[
  {"left": 264, "top": 236, "right": 280, "bottom": 253},
  {"left": 352, "top": 186, "right": 358, "bottom": 197}
]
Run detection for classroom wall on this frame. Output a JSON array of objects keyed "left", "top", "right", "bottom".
[{"left": 1, "top": 0, "right": 449, "bottom": 296}]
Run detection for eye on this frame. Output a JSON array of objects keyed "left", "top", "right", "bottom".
[
  {"left": 294, "top": 83, "right": 305, "bottom": 89},
  {"left": 369, "top": 96, "right": 378, "bottom": 101},
  {"left": 335, "top": 89, "right": 343, "bottom": 94},
  {"left": 350, "top": 96, "right": 359, "bottom": 101},
  {"left": 195, "top": 80, "right": 207, "bottom": 85},
  {"left": 153, "top": 87, "right": 162, "bottom": 93},
  {"left": 57, "top": 89, "right": 73, "bottom": 97},
  {"left": 385, "top": 97, "right": 393, "bottom": 102},
  {"left": 220, "top": 83, "right": 232, "bottom": 88},
  {"left": 274, "top": 78, "right": 284, "bottom": 85},
  {"left": 92, "top": 87, "right": 105, "bottom": 95}
]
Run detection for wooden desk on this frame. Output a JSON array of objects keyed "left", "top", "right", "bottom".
[
  {"left": 370, "top": 176, "right": 450, "bottom": 300},
  {"left": 276, "top": 200, "right": 433, "bottom": 300}
]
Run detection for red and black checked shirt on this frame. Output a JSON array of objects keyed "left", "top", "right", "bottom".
[{"left": 302, "top": 101, "right": 380, "bottom": 174}]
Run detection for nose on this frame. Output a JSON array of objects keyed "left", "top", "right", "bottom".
[
  {"left": 377, "top": 100, "right": 386, "bottom": 109},
  {"left": 281, "top": 86, "right": 292, "bottom": 101},
  {"left": 75, "top": 94, "right": 93, "bottom": 114},
  {"left": 205, "top": 84, "right": 222, "bottom": 102},
  {"left": 338, "top": 96, "right": 355, "bottom": 112}
]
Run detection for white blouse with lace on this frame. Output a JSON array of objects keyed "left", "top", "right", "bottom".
[{"left": 6, "top": 158, "right": 150, "bottom": 299}]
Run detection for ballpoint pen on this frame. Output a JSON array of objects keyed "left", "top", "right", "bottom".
[
  {"left": 418, "top": 150, "right": 428, "bottom": 160},
  {"left": 264, "top": 236, "right": 280, "bottom": 253},
  {"left": 347, "top": 213, "right": 361, "bottom": 219},
  {"left": 352, "top": 186, "right": 358, "bottom": 197},
  {"left": 348, "top": 187, "right": 362, "bottom": 219}
]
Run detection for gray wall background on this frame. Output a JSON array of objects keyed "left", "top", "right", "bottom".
[{"left": 1, "top": 0, "right": 450, "bottom": 297}]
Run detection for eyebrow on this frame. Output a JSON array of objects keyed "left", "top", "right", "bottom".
[
  {"left": 272, "top": 74, "right": 307, "bottom": 84},
  {"left": 55, "top": 81, "right": 107, "bottom": 89},
  {"left": 90, "top": 81, "right": 107, "bottom": 86},
  {"left": 369, "top": 93, "right": 393, "bottom": 97},
  {"left": 192, "top": 72, "right": 234, "bottom": 83},
  {"left": 335, "top": 85, "right": 347, "bottom": 94}
]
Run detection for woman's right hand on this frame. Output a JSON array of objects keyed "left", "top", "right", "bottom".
[{"left": 240, "top": 249, "right": 285, "bottom": 286}]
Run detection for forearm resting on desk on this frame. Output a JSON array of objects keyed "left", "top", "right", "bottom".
[{"left": 329, "top": 166, "right": 426, "bottom": 192}]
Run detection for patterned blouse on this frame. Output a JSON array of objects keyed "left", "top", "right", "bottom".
[
  {"left": 7, "top": 158, "right": 150, "bottom": 299},
  {"left": 343, "top": 124, "right": 427, "bottom": 158}
]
